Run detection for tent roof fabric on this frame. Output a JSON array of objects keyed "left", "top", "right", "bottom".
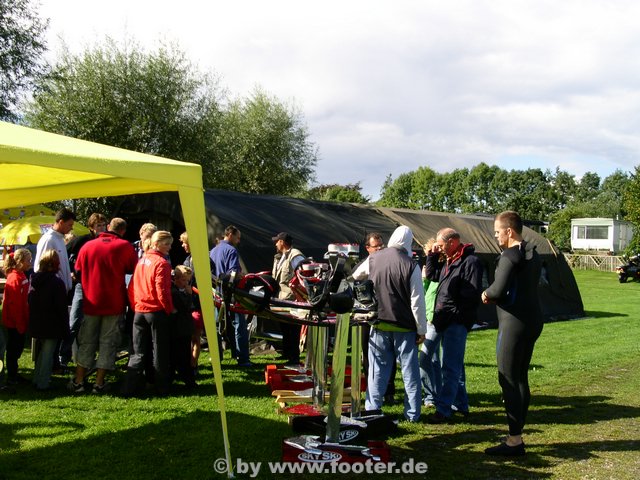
[{"left": 118, "top": 189, "right": 585, "bottom": 322}]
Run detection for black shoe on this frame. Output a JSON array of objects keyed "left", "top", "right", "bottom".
[
  {"left": 452, "top": 409, "right": 470, "bottom": 420},
  {"left": 484, "top": 441, "right": 526, "bottom": 456},
  {"left": 0, "top": 385, "right": 16, "bottom": 394},
  {"left": 7, "top": 374, "right": 29, "bottom": 385},
  {"left": 35, "top": 384, "right": 58, "bottom": 392},
  {"left": 426, "top": 412, "right": 450, "bottom": 424}
]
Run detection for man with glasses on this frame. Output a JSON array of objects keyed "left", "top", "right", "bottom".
[
  {"left": 352, "top": 232, "right": 384, "bottom": 281},
  {"left": 352, "top": 232, "right": 397, "bottom": 405}
]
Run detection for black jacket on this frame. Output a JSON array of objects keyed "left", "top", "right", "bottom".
[
  {"left": 28, "top": 271, "right": 70, "bottom": 339},
  {"left": 426, "top": 243, "right": 483, "bottom": 332},
  {"left": 171, "top": 284, "right": 195, "bottom": 338}
]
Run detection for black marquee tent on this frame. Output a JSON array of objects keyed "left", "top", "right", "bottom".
[{"left": 118, "top": 189, "right": 584, "bottom": 324}]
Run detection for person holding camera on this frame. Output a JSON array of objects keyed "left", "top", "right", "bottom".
[{"left": 424, "top": 228, "right": 483, "bottom": 424}]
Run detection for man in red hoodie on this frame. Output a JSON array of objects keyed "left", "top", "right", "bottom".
[{"left": 69, "top": 218, "right": 137, "bottom": 393}]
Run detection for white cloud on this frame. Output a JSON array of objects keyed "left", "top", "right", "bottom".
[{"left": 39, "top": 0, "right": 640, "bottom": 199}]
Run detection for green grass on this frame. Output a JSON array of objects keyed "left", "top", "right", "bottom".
[{"left": 2, "top": 270, "right": 640, "bottom": 479}]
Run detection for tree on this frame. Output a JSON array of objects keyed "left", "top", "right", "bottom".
[
  {"left": 575, "top": 172, "right": 601, "bottom": 203},
  {"left": 623, "top": 166, "right": 640, "bottom": 253},
  {"left": 303, "top": 182, "right": 370, "bottom": 204},
  {"left": 213, "top": 88, "right": 317, "bottom": 195},
  {"left": 378, "top": 172, "right": 414, "bottom": 208},
  {"left": 0, "top": 0, "right": 48, "bottom": 120},
  {"left": 26, "top": 39, "right": 223, "bottom": 215},
  {"left": 548, "top": 167, "right": 577, "bottom": 211}
]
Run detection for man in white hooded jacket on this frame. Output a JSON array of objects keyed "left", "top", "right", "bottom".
[{"left": 365, "top": 225, "right": 427, "bottom": 422}]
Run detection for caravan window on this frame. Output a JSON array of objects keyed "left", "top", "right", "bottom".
[{"left": 576, "top": 225, "right": 608, "bottom": 240}]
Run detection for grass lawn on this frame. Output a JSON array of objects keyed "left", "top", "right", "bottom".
[{"left": 1, "top": 270, "right": 639, "bottom": 479}]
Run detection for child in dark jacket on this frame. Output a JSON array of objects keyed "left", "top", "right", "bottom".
[
  {"left": 28, "top": 249, "right": 69, "bottom": 391},
  {"left": 170, "top": 265, "right": 196, "bottom": 388}
]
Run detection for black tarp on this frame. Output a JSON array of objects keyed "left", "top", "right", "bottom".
[{"left": 117, "top": 189, "right": 584, "bottom": 323}]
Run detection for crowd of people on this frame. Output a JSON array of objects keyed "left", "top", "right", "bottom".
[{"left": 0, "top": 207, "right": 543, "bottom": 456}]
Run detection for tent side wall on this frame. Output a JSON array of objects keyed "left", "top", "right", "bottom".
[{"left": 117, "top": 191, "right": 585, "bottom": 324}]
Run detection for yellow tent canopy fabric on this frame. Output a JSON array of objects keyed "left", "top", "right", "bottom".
[{"left": 0, "top": 121, "right": 233, "bottom": 475}]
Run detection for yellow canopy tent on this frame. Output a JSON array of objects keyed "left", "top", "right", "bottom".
[{"left": 0, "top": 121, "right": 233, "bottom": 476}]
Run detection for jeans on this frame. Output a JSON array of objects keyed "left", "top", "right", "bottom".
[
  {"left": 32, "top": 339, "right": 58, "bottom": 389},
  {"left": 232, "top": 313, "right": 250, "bottom": 364},
  {"left": 59, "top": 282, "right": 84, "bottom": 364},
  {"left": 419, "top": 322, "right": 442, "bottom": 405},
  {"left": 365, "top": 328, "right": 421, "bottom": 422},
  {"left": 436, "top": 322, "right": 469, "bottom": 417}
]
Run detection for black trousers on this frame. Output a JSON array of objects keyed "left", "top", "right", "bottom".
[
  {"left": 281, "top": 322, "right": 301, "bottom": 363},
  {"left": 496, "top": 316, "right": 543, "bottom": 436},
  {"left": 128, "top": 311, "right": 171, "bottom": 394},
  {"left": 170, "top": 334, "right": 195, "bottom": 386},
  {"left": 5, "top": 328, "right": 25, "bottom": 379}
]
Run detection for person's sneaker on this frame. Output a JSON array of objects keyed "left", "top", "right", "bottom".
[
  {"left": 67, "top": 379, "right": 85, "bottom": 393},
  {"left": 424, "top": 401, "right": 436, "bottom": 409},
  {"left": 92, "top": 383, "right": 110, "bottom": 394}
]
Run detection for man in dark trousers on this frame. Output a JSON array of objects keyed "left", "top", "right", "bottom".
[{"left": 271, "top": 232, "right": 306, "bottom": 366}]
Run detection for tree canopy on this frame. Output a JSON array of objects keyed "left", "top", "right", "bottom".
[
  {"left": 380, "top": 164, "right": 631, "bottom": 250},
  {"left": 302, "top": 182, "right": 370, "bottom": 204},
  {"left": 25, "top": 39, "right": 318, "bottom": 208},
  {"left": 212, "top": 88, "right": 317, "bottom": 195},
  {"left": 0, "top": 0, "right": 48, "bottom": 120}
]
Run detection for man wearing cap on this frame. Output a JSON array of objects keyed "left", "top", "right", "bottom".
[
  {"left": 271, "top": 232, "right": 306, "bottom": 366},
  {"left": 210, "top": 225, "right": 252, "bottom": 367}
]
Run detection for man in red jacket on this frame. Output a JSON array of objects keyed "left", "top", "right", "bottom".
[{"left": 68, "top": 218, "right": 137, "bottom": 393}]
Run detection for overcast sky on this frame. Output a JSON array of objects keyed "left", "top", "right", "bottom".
[{"left": 39, "top": 0, "right": 639, "bottom": 200}]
